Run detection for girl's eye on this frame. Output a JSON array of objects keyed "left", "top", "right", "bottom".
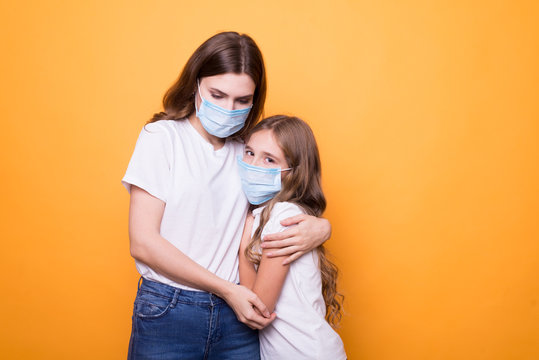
[
  {"left": 237, "top": 99, "right": 250, "bottom": 105},
  {"left": 211, "top": 94, "right": 223, "bottom": 100},
  {"left": 265, "top": 157, "right": 275, "bottom": 163},
  {"left": 245, "top": 150, "right": 254, "bottom": 156}
]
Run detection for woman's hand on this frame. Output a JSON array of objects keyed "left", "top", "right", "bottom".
[
  {"left": 230, "top": 286, "right": 275, "bottom": 329},
  {"left": 222, "top": 283, "right": 276, "bottom": 329},
  {"left": 260, "top": 214, "right": 331, "bottom": 265}
]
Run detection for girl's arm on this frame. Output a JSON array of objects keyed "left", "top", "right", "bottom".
[
  {"left": 261, "top": 215, "right": 331, "bottom": 264},
  {"left": 238, "top": 214, "right": 257, "bottom": 289},
  {"left": 244, "top": 204, "right": 300, "bottom": 312},
  {"left": 252, "top": 249, "right": 290, "bottom": 313},
  {"left": 129, "top": 185, "right": 275, "bottom": 329},
  {"left": 239, "top": 215, "right": 284, "bottom": 314}
]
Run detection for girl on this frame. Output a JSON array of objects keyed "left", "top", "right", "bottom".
[
  {"left": 123, "top": 32, "right": 331, "bottom": 359},
  {"left": 238, "top": 115, "right": 347, "bottom": 359}
]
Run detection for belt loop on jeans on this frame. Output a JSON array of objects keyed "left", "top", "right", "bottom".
[
  {"left": 171, "top": 289, "right": 180, "bottom": 307},
  {"left": 137, "top": 276, "right": 143, "bottom": 290}
]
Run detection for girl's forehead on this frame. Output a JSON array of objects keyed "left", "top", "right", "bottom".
[{"left": 247, "top": 129, "right": 275, "bottom": 145}]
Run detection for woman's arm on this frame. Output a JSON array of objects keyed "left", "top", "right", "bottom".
[
  {"left": 261, "top": 214, "right": 331, "bottom": 264},
  {"left": 238, "top": 214, "right": 257, "bottom": 289},
  {"left": 129, "top": 185, "right": 275, "bottom": 329}
]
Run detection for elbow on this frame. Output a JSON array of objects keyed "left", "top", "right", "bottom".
[
  {"left": 323, "top": 218, "right": 332, "bottom": 242},
  {"left": 129, "top": 235, "right": 148, "bottom": 263}
]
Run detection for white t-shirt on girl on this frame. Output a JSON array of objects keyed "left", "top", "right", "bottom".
[
  {"left": 252, "top": 202, "right": 347, "bottom": 360},
  {"left": 122, "top": 119, "right": 249, "bottom": 290}
]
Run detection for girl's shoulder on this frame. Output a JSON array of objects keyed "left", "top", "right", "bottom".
[
  {"left": 260, "top": 202, "right": 305, "bottom": 241},
  {"left": 269, "top": 202, "right": 305, "bottom": 221}
]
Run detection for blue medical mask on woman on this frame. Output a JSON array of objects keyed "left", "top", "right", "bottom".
[
  {"left": 237, "top": 156, "right": 292, "bottom": 205},
  {"left": 195, "top": 81, "right": 253, "bottom": 138}
]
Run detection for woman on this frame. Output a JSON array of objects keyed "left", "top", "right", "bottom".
[{"left": 122, "top": 32, "right": 330, "bottom": 359}]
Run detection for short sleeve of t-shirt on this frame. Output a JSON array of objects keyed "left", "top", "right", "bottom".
[
  {"left": 122, "top": 122, "right": 173, "bottom": 202},
  {"left": 257, "top": 202, "right": 305, "bottom": 239}
]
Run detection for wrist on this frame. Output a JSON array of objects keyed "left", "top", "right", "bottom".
[{"left": 214, "top": 279, "right": 235, "bottom": 299}]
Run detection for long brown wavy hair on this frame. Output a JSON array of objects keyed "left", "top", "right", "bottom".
[
  {"left": 148, "top": 31, "right": 266, "bottom": 139},
  {"left": 244, "top": 115, "right": 344, "bottom": 328}
]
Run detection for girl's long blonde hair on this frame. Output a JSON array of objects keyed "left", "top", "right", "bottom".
[{"left": 244, "top": 115, "right": 343, "bottom": 328}]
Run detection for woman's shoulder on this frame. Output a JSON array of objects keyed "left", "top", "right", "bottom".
[
  {"left": 139, "top": 119, "right": 194, "bottom": 143},
  {"left": 143, "top": 119, "right": 182, "bottom": 133}
]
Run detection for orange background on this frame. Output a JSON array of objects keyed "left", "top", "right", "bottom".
[{"left": 1, "top": 1, "right": 538, "bottom": 359}]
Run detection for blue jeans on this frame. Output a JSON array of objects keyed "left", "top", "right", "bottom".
[{"left": 128, "top": 278, "right": 260, "bottom": 360}]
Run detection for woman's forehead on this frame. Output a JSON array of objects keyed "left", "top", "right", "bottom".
[{"left": 201, "top": 73, "right": 255, "bottom": 96}]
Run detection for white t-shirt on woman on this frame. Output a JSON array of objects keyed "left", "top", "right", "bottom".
[
  {"left": 252, "top": 202, "right": 347, "bottom": 360},
  {"left": 122, "top": 119, "right": 249, "bottom": 290}
]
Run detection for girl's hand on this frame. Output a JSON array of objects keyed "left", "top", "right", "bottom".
[
  {"left": 222, "top": 283, "right": 276, "bottom": 330},
  {"left": 260, "top": 214, "right": 331, "bottom": 265}
]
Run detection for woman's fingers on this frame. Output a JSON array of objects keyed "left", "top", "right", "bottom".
[
  {"left": 243, "top": 312, "right": 276, "bottom": 330},
  {"left": 265, "top": 245, "right": 302, "bottom": 258},
  {"left": 261, "top": 238, "right": 294, "bottom": 249},
  {"left": 240, "top": 302, "right": 275, "bottom": 329},
  {"left": 262, "top": 228, "right": 296, "bottom": 242},
  {"left": 250, "top": 295, "right": 271, "bottom": 318},
  {"left": 227, "top": 284, "right": 276, "bottom": 329},
  {"left": 282, "top": 251, "right": 303, "bottom": 265},
  {"left": 279, "top": 213, "right": 307, "bottom": 227}
]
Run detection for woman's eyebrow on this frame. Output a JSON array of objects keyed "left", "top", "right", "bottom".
[
  {"left": 209, "top": 87, "right": 253, "bottom": 100},
  {"left": 209, "top": 87, "right": 227, "bottom": 95}
]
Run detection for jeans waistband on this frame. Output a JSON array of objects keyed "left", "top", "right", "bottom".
[{"left": 138, "top": 277, "right": 226, "bottom": 305}]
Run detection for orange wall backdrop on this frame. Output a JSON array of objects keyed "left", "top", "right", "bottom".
[{"left": 1, "top": 1, "right": 537, "bottom": 359}]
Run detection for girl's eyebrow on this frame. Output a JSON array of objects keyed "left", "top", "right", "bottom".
[
  {"left": 245, "top": 145, "right": 276, "bottom": 158},
  {"left": 261, "top": 151, "right": 277, "bottom": 159}
]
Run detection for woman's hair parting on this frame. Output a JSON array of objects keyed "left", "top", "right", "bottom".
[
  {"left": 149, "top": 31, "right": 266, "bottom": 139},
  {"left": 244, "top": 115, "right": 344, "bottom": 327}
]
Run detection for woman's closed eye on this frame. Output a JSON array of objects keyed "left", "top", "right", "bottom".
[{"left": 237, "top": 98, "right": 251, "bottom": 105}]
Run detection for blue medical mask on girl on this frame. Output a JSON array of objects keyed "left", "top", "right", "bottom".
[
  {"left": 195, "top": 80, "right": 253, "bottom": 138},
  {"left": 237, "top": 156, "right": 292, "bottom": 205}
]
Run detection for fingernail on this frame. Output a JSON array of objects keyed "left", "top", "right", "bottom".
[
  {"left": 267, "top": 252, "right": 273, "bottom": 257},
  {"left": 265, "top": 312, "right": 270, "bottom": 317}
]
